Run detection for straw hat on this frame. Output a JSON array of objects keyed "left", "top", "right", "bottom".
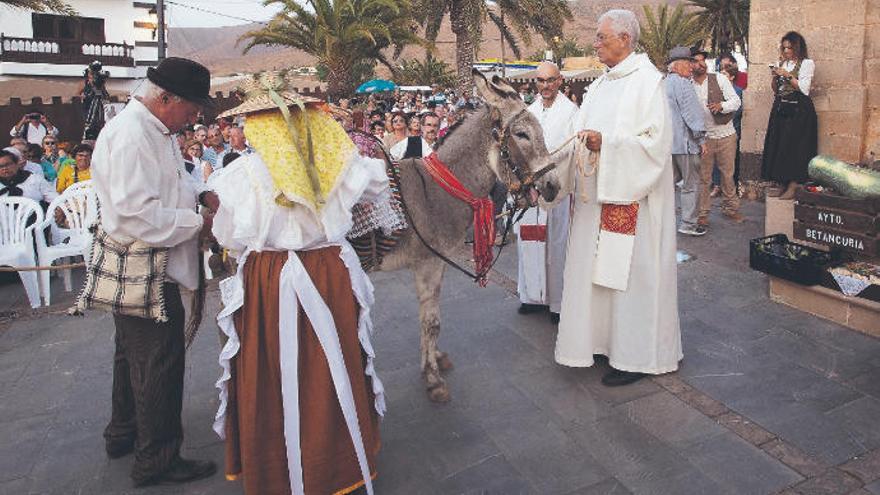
[{"left": 218, "top": 71, "right": 323, "bottom": 119}]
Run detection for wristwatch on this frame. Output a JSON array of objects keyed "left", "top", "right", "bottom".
[{"left": 198, "top": 190, "right": 211, "bottom": 207}]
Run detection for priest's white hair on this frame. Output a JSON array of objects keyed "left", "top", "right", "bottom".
[{"left": 598, "top": 9, "right": 640, "bottom": 49}]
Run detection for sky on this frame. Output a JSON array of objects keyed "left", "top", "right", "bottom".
[{"left": 165, "top": 0, "right": 282, "bottom": 28}]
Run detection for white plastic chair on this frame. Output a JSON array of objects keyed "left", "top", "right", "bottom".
[
  {"left": 50, "top": 180, "right": 94, "bottom": 246},
  {"left": 0, "top": 197, "right": 45, "bottom": 308},
  {"left": 37, "top": 181, "right": 98, "bottom": 305}
]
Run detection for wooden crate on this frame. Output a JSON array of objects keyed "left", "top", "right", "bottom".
[
  {"left": 795, "top": 187, "right": 880, "bottom": 215},
  {"left": 794, "top": 204, "right": 878, "bottom": 235}
]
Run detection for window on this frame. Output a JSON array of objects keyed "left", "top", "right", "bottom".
[{"left": 31, "top": 14, "right": 105, "bottom": 43}]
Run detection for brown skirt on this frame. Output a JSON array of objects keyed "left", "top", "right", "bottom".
[{"left": 224, "top": 248, "right": 381, "bottom": 495}]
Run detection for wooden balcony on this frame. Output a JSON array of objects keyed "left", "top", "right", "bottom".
[{"left": 0, "top": 35, "right": 134, "bottom": 67}]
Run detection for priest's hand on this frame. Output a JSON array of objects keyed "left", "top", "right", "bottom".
[{"left": 577, "top": 130, "right": 602, "bottom": 152}]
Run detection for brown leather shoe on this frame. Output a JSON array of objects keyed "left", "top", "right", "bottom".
[{"left": 723, "top": 212, "right": 745, "bottom": 223}]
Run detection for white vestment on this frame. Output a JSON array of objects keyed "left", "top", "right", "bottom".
[
  {"left": 516, "top": 93, "right": 578, "bottom": 312},
  {"left": 554, "top": 53, "right": 682, "bottom": 373}
]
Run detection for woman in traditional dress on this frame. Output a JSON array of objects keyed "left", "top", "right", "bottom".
[
  {"left": 211, "top": 72, "right": 387, "bottom": 495},
  {"left": 761, "top": 31, "right": 818, "bottom": 200}
]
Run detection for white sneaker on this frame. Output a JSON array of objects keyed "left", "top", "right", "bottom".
[{"left": 678, "top": 225, "right": 707, "bottom": 236}]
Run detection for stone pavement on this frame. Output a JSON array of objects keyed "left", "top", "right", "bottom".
[{"left": 2, "top": 200, "right": 880, "bottom": 495}]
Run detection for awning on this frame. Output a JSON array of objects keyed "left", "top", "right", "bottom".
[{"left": 508, "top": 68, "right": 604, "bottom": 83}]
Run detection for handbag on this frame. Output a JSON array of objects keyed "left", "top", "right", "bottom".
[{"left": 73, "top": 224, "right": 169, "bottom": 322}]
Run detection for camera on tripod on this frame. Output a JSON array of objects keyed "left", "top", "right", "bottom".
[{"left": 85, "top": 60, "right": 110, "bottom": 85}]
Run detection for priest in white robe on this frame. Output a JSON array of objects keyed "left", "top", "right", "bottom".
[
  {"left": 553, "top": 9, "right": 682, "bottom": 387},
  {"left": 516, "top": 61, "right": 579, "bottom": 322}
]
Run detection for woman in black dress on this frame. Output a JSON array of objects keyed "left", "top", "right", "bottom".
[{"left": 761, "top": 31, "right": 818, "bottom": 200}]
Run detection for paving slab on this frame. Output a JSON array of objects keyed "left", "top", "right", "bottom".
[{"left": 1, "top": 197, "right": 880, "bottom": 494}]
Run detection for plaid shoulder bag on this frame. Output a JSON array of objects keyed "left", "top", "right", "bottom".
[{"left": 73, "top": 225, "right": 170, "bottom": 322}]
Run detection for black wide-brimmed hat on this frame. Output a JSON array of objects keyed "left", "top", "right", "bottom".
[{"left": 147, "top": 57, "right": 213, "bottom": 107}]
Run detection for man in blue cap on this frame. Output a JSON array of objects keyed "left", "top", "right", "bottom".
[{"left": 665, "top": 46, "right": 707, "bottom": 236}]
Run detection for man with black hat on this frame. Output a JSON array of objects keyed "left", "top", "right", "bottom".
[
  {"left": 90, "top": 57, "right": 220, "bottom": 487},
  {"left": 665, "top": 46, "right": 707, "bottom": 236}
]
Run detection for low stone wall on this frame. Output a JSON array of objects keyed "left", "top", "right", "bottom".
[{"left": 0, "top": 86, "right": 326, "bottom": 144}]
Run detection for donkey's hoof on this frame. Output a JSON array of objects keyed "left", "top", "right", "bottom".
[
  {"left": 427, "top": 384, "right": 451, "bottom": 403},
  {"left": 437, "top": 352, "right": 454, "bottom": 372}
]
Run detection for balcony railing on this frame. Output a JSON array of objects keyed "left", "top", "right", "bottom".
[{"left": 0, "top": 35, "right": 135, "bottom": 67}]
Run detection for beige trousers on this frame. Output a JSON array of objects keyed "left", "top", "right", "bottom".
[{"left": 699, "top": 133, "right": 739, "bottom": 217}]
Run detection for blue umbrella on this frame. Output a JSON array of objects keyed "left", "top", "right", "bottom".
[{"left": 356, "top": 79, "right": 397, "bottom": 93}]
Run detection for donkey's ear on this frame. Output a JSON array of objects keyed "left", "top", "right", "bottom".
[
  {"left": 473, "top": 69, "right": 517, "bottom": 108},
  {"left": 489, "top": 75, "right": 519, "bottom": 98}
]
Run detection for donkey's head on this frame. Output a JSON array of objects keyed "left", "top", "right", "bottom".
[{"left": 473, "top": 70, "right": 560, "bottom": 206}]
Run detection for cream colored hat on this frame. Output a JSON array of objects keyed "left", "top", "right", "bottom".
[{"left": 218, "top": 71, "right": 323, "bottom": 119}]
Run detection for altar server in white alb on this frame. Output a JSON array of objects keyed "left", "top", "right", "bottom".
[
  {"left": 516, "top": 61, "right": 578, "bottom": 323},
  {"left": 553, "top": 9, "right": 682, "bottom": 386}
]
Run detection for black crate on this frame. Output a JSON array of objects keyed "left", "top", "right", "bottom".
[{"left": 749, "top": 234, "right": 838, "bottom": 285}]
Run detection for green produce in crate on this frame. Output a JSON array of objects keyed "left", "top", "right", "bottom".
[{"left": 808, "top": 155, "right": 880, "bottom": 200}]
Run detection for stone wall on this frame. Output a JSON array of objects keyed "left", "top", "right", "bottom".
[{"left": 740, "top": 0, "right": 879, "bottom": 179}]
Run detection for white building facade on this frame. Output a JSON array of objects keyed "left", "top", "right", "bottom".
[{"left": 0, "top": 1, "right": 161, "bottom": 80}]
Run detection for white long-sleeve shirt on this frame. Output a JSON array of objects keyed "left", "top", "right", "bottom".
[
  {"left": 693, "top": 73, "right": 741, "bottom": 140},
  {"left": 10, "top": 122, "right": 59, "bottom": 145},
  {"left": 780, "top": 58, "right": 815, "bottom": 96},
  {"left": 91, "top": 98, "right": 207, "bottom": 290}
]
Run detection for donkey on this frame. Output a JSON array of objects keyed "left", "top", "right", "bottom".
[{"left": 375, "top": 71, "right": 560, "bottom": 402}]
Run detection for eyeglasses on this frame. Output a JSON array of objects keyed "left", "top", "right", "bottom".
[
  {"left": 44, "top": 141, "right": 57, "bottom": 145},
  {"left": 536, "top": 76, "right": 559, "bottom": 84},
  {"left": 0, "top": 161, "right": 16, "bottom": 169},
  {"left": 594, "top": 32, "right": 619, "bottom": 44}
]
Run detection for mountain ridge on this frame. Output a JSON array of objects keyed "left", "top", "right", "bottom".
[{"left": 169, "top": 0, "right": 683, "bottom": 78}]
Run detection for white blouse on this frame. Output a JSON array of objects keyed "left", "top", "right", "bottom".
[
  {"left": 209, "top": 150, "right": 389, "bottom": 255},
  {"left": 781, "top": 58, "right": 815, "bottom": 96}
]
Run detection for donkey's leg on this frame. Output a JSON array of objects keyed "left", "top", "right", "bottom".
[{"left": 413, "top": 259, "right": 450, "bottom": 402}]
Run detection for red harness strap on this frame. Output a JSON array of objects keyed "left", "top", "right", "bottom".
[{"left": 421, "top": 152, "right": 495, "bottom": 286}]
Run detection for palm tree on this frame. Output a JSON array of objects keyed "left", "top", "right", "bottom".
[
  {"left": 0, "top": 0, "right": 75, "bottom": 14},
  {"left": 528, "top": 35, "right": 593, "bottom": 62},
  {"left": 397, "top": 55, "right": 455, "bottom": 87},
  {"left": 688, "top": 0, "right": 750, "bottom": 58},
  {"left": 639, "top": 4, "right": 706, "bottom": 69},
  {"left": 413, "top": 0, "right": 572, "bottom": 95},
  {"left": 242, "top": 0, "right": 424, "bottom": 101}
]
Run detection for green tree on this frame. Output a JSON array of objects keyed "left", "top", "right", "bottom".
[
  {"left": 0, "top": 0, "right": 75, "bottom": 14},
  {"left": 242, "top": 0, "right": 424, "bottom": 101},
  {"left": 396, "top": 55, "right": 455, "bottom": 87},
  {"left": 638, "top": 4, "right": 706, "bottom": 69},
  {"left": 688, "top": 0, "right": 750, "bottom": 58},
  {"left": 412, "top": 0, "right": 572, "bottom": 95}
]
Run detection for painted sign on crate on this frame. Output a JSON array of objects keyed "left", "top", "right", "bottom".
[
  {"left": 793, "top": 221, "right": 879, "bottom": 257},
  {"left": 794, "top": 204, "right": 878, "bottom": 235}
]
